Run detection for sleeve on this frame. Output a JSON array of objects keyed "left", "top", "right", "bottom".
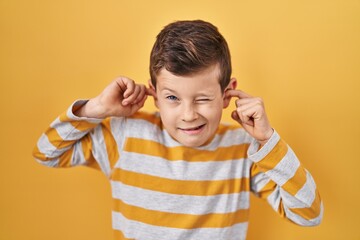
[
  {"left": 248, "top": 130, "right": 323, "bottom": 226},
  {"left": 32, "top": 100, "right": 122, "bottom": 177}
]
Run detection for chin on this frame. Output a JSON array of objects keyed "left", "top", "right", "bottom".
[{"left": 179, "top": 139, "right": 207, "bottom": 148}]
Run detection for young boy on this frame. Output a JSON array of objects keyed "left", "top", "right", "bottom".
[{"left": 33, "top": 20, "right": 323, "bottom": 240}]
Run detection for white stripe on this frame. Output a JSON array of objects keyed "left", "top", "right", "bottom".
[
  {"left": 279, "top": 188, "right": 310, "bottom": 209},
  {"left": 266, "top": 149, "right": 300, "bottom": 186},
  {"left": 266, "top": 185, "right": 281, "bottom": 211},
  {"left": 266, "top": 185, "right": 321, "bottom": 223},
  {"left": 250, "top": 171, "right": 272, "bottom": 195},
  {"left": 108, "top": 117, "right": 127, "bottom": 152},
  {"left": 268, "top": 172, "right": 316, "bottom": 210},
  {"left": 117, "top": 152, "right": 252, "bottom": 180},
  {"left": 284, "top": 202, "right": 323, "bottom": 226},
  {"left": 35, "top": 158, "right": 59, "bottom": 167},
  {"left": 201, "top": 127, "right": 253, "bottom": 150},
  {"left": 50, "top": 117, "right": 88, "bottom": 141},
  {"left": 70, "top": 141, "right": 88, "bottom": 166},
  {"left": 294, "top": 170, "right": 316, "bottom": 206},
  {"left": 37, "top": 133, "right": 72, "bottom": 158},
  {"left": 122, "top": 118, "right": 174, "bottom": 145},
  {"left": 112, "top": 211, "right": 248, "bottom": 240},
  {"left": 248, "top": 130, "right": 280, "bottom": 162},
  {"left": 90, "top": 126, "right": 111, "bottom": 177},
  {"left": 111, "top": 180, "right": 250, "bottom": 215}
]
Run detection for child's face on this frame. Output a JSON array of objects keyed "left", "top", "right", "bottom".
[{"left": 154, "top": 64, "right": 230, "bottom": 147}]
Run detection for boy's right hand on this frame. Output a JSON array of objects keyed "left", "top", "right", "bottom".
[{"left": 75, "top": 77, "right": 148, "bottom": 118}]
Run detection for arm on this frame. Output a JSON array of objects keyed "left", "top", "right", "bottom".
[
  {"left": 225, "top": 86, "right": 323, "bottom": 226},
  {"left": 248, "top": 131, "right": 323, "bottom": 226},
  {"left": 33, "top": 77, "right": 148, "bottom": 175}
]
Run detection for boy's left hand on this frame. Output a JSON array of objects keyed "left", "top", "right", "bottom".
[{"left": 226, "top": 89, "right": 274, "bottom": 146}]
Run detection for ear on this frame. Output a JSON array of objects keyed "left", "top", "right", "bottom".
[
  {"left": 148, "top": 79, "right": 159, "bottom": 108},
  {"left": 223, "top": 77, "right": 237, "bottom": 108}
]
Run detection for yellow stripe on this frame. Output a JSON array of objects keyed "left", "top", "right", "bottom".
[
  {"left": 216, "top": 124, "right": 241, "bottom": 135},
  {"left": 81, "top": 135, "right": 101, "bottom": 170},
  {"left": 289, "top": 190, "right": 322, "bottom": 220},
  {"left": 113, "top": 198, "right": 249, "bottom": 229},
  {"left": 257, "top": 180, "right": 277, "bottom": 199},
  {"left": 124, "top": 138, "right": 249, "bottom": 162},
  {"left": 59, "top": 112, "right": 98, "bottom": 131},
  {"left": 45, "top": 127, "right": 76, "bottom": 149},
  {"left": 112, "top": 168, "right": 250, "bottom": 196},
  {"left": 250, "top": 163, "right": 278, "bottom": 198},
  {"left": 102, "top": 119, "right": 119, "bottom": 169},
  {"left": 114, "top": 230, "right": 134, "bottom": 240},
  {"left": 256, "top": 139, "right": 288, "bottom": 171},
  {"left": 32, "top": 145, "right": 49, "bottom": 161},
  {"left": 282, "top": 166, "right": 307, "bottom": 195},
  {"left": 58, "top": 146, "right": 74, "bottom": 167},
  {"left": 132, "top": 112, "right": 163, "bottom": 128},
  {"left": 250, "top": 162, "right": 261, "bottom": 177},
  {"left": 278, "top": 199, "right": 286, "bottom": 217}
]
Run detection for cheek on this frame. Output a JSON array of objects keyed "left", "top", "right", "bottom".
[
  {"left": 159, "top": 103, "right": 174, "bottom": 113},
  {"left": 158, "top": 105, "right": 178, "bottom": 124},
  {"left": 199, "top": 103, "right": 223, "bottom": 118}
]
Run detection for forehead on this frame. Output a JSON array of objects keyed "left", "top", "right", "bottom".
[{"left": 157, "top": 64, "right": 221, "bottom": 92}]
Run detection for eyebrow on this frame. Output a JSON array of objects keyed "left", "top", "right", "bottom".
[
  {"left": 160, "top": 88, "right": 178, "bottom": 94},
  {"left": 160, "top": 86, "right": 218, "bottom": 96}
]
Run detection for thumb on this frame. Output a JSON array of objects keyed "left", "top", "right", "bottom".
[
  {"left": 231, "top": 110, "right": 242, "bottom": 125},
  {"left": 232, "top": 110, "right": 254, "bottom": 135}
]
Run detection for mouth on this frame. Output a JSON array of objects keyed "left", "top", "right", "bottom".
[{"left": 178, "top": 124, "right": 206, "bottom": 135}]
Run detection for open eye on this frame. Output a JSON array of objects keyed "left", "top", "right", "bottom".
[{"left": 166, "top": 95, "right": 179, "bottom": 101}]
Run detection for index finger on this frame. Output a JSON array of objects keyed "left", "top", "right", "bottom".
[
  {"left": 225, "top": 89, "right": 253, "bottom": 99},
  {"left": 116, "top": 77, "right": 135, "bottom": 98}
]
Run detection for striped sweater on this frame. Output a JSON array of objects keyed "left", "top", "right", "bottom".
[{"left": 33, "top": 100, "right": 323, "bottom": 240}]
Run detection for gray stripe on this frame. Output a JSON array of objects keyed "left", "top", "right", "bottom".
[
  {"left": 70, "top": 141, "right": 88, "bottom": 166},
  {"left": 90, "top": 126, "right": 111, "bottom": 177},
  {"left": 36, "top": 158, "right": 59, "bottom": 167},
  {"left": 266, "top": 173, "right": 317, "bottom": 210},
  {"left": 37, "top": 133, "right": 72, "bottom": 158},
  {"left": 112, "top": 211, "right": 248, "bottom": 240},
  {"left": 251, "top": 171, "right": 272, "bottom": 194},
  {"left": 118, "top": 152, "right": 252, "bottom": 180},
  {"left": 294, "top": 171, "right": 317, "bottom": 206},
  {"left": 266, "top": 149, "right": 300, "bottom": 186},
  {"left": 50, "top": 117, "right": 88, "bottom": 141},
  {"left": 284, "top": 202, "right": 323, "bottom": 226},
  {"left": 266, "top": 186, "right": 281, "bottom": 211},
  {"left": 111, "top": 180, "right": 250, "bottom": 215},
  {"left": 248, "top": 130, "right": 280, "bottom": 162}
]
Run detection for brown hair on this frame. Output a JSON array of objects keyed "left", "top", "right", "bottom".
[{"left": 149, "top": 20, "right": 232, "bottom": 92}]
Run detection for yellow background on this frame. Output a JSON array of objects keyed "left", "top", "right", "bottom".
[{"left": 1, "top": 0, "right": 359, "bottom": 239}]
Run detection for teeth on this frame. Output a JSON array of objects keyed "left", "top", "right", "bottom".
[
  {"left": 178, "top": 124, "right": 205, "bottom": 131},
  {"left": 185, "top": 125, "right": 203, "bottom": 130}
]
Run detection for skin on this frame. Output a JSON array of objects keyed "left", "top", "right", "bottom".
[
  {"left": 75, "top": 65, "right": 274, "bottom": 147},
  {"left": 149, "top": 64, "right": 235, "bottom": 147},
  {"left": 74, "top": 76, "right": 148, "bottom": 119}
]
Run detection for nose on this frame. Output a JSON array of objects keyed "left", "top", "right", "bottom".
[{"left": 181, "top": 102, "right": 198, "bottom": 122}]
